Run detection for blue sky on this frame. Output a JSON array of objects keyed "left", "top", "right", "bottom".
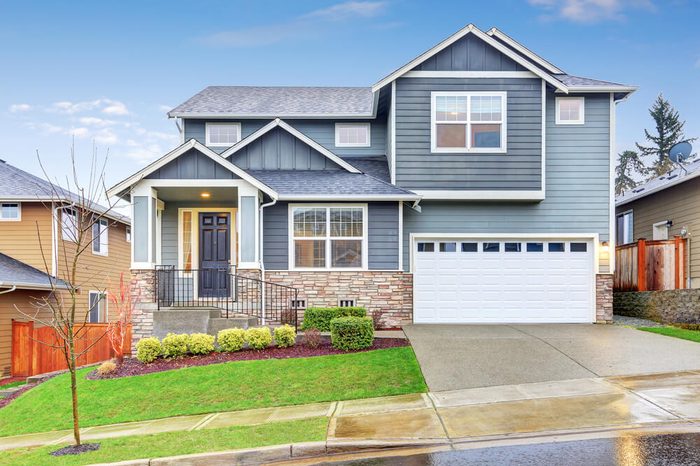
[{"left": 1, "top": 0, "right": 698, "bottom": 192}]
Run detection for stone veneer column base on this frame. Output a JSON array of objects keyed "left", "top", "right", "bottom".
[
  {"left": 130, "top": 269, "right": 156, "bottom": 352},
  {"left": 596, "top": 273, "right": 613, "bottom": 323},
  {"left": 264, "top": 271, "right": 413, "bottom": 328}
]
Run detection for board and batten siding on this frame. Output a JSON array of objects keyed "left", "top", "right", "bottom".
[
  {"left": 184, "top": 119, "right": 386, "bottom": 159},
  {"left": 411, "top": 34, "right": 527, "bottom": 72},
  {"left": 403, "top": 91, "right": 612, "bottom": 272},
  {"left": 263, "top": 202, "right": 400, "bottom": 270},
  {"left": 146, "top": 149, "right": 239, "bottom": 180},
  {"left": 616, "top": 176, "right": 700, "bottom": 287},
  {"left": 394, "top": 77, "right": 543, "bottom": 190}
]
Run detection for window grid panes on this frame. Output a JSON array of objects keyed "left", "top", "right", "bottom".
[
  {"left": 0, "top": 203, "right": 20, "bottom": 220},
  {"left": 293, "top": 207, "right": 364, "bottom": 269},
  {"left": 434, "top": 93, "right": 505, "bottom": 151},
  {"left": 206, "top": 123, "right": 240, "bottom": 146},
  {"left": 557, "top": 98, "right": 584, "bottom": 124},
  {"left": 336, "top": 124, "right": 370, "bottom": 147}
]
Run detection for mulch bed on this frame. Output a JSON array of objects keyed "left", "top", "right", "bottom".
[
  {"left": 51, "top": 443, "right": 100, "bottom": 456},
  {"left": 88, "top": 337, "right": 409, "bottom": 380}
]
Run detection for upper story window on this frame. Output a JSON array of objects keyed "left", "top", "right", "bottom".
[
  {"left": 431, "top": 92, "right": 506, "bottom": 153},
  {"left": 0, "top": 202, "right": 21, "bottom": 221},
  {"left": 61, "top": 208, "right": 78, "bottom": 242},
  {"left": 290, "top": 205, "right": 366, "bottom": 270},
  {"left": 616, "top": 210, "right": 633, "bottom": 245},
  {"left": 92, "top": 217, "right": 109, "bottom": 256},
  {"left": 556, "top": 97, "right": 585, "bottom": 125},
  {"left": 335, "top": 123, "right": 371, "bottom": 147},
  {"left": 205, "top": 122, "right": 241, "bottom": 147}
]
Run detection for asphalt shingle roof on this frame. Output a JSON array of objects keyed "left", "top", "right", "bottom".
[
  {"left": 554, "top": 74, "right": 633, "bottom": 89},
  {"left": 616, "top": 158, "right": 700, "bottom": 206},
  {"left": 0, "top": 253, "right": 69, "bottom": 290},
  {"left": 169, "top": 86, "right": 374, "bottom": 117}
]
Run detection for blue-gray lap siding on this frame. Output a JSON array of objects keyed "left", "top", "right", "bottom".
[
  {"left": 263, "top": 202, "right": 400, "bottom": 270},
  {"left": 394, "top": 77, "right": 543, "bottom": 190},
  {"left": 401, "top": 91, "right": 612, "bottom": 272},
  {"left": 184, "top": 119, "right": 387, "bottom": 159},
  {"left": 412, "top": 34, "right": 527, "bottom": 72}
]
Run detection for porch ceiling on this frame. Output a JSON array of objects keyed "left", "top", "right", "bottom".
[{"left": 156, "top": 187, "right": 238, "bottom": 203}]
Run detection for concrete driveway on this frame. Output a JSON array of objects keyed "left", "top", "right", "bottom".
[{"left": 403, "top": 324, "right": 700, "bottom": 392}]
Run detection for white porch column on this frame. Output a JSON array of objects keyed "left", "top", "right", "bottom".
[{"left": 131, "top": 184, "right": 159, "bottom": 269}]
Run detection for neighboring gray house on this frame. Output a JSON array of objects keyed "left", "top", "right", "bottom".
[{"left": 109, "top": 24, "right": 635, "bottom": 333}]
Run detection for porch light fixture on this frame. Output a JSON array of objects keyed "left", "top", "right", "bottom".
[
  {"left": 200, "top": 192, "right": 211, "bottom": 199},
  {"left": 601, "top": 241, "right": 609, "bottom": 253}
]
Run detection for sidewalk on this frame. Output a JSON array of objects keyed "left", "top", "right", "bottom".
[{"left": 3, "top": 370, "right": 700, "bottom": 452}]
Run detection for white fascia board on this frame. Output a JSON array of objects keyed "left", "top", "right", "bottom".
[
  {"left": 556, "top": 86, "right": 638, "bottom": 94},
  {"left": 403, "top": 71, "right": 538, "bottom": 78},
  {"left": 277, "top": 194, "right": 421, "bottom": 202},
  {"left": 371, "top": 24, "right": 568, "bottom": 93},
  {"left": 168, "top": 112, "right": 374, "bottom": 119},
  {"left": 486, "top": 28, "right": 564, "bottom": 74},
  {"left": 413, "top": 190, "right": 545, "bottom": 201}
]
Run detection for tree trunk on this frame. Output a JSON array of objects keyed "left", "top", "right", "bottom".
[{"left": 68, "top": 335, "right": 81, "bottom": 446}]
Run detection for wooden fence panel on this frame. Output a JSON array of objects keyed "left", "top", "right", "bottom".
[
  {"left": 11, "top": 322, "right": 132, "bottom": 377},
  {"left": 615, "top": 237, "right": 687, "bottom": 292}
]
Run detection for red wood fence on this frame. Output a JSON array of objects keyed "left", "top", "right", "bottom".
[
  {"left": 614, "top": 237, "right": 687, "bottom": 292},
  {"left": 11, "top": 321, "right": 132, "bottom": 377}
]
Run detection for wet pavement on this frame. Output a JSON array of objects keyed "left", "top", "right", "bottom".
[{"left": 305, "top": 432, "right": 700, "bottom": 465}]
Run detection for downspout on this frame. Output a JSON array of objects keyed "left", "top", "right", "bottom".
[{"left": 258, "top": 197, "right": 278, "bottom": 326}]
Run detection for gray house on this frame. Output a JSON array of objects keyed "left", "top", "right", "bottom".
[{"left": 108, "top": 24, "right": 635, "bottom": 336}]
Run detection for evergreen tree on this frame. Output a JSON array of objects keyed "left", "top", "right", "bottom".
[
  {"left": 615, "top": 150, "right": 644, "bottom": 195},
  {"left": 636, "top": 94, "right": 696, "bottom": 178}
]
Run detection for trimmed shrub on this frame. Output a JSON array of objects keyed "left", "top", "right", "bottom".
[
  {"left": 188, "top": 333, "right": 215, "bottom": 355},
  {"left": 301, "top": 307, "right": 366, "bottom": 332},
  {"left": 274, "top": 324, "right": 296, "bottom": 348},
  {"left": 246, "top": 327, "right": 272, "bottom": 350},
  {"left": 302, "top": 328, "right": 321, "bottom": 348},
  {"left": 96, "top": 360, "right": 117, "bottom": 376},
  {"left": 330, "top": 316, "right": 374, "bottom": 351},
  {"left": 135, "top": 337, "right": 162, "bottom": 363},
  {"left": 218, "top": 328, "right": 246, "bottom": 352},
  {"left": 161, "top": 333, "right": 189, "bottom": 358}
]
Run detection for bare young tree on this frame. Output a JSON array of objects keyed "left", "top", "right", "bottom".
[{"left": 15, "top": 144, "right": 118, "bottom": 447}]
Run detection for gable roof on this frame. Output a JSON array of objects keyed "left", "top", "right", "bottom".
[
  {"left": 0, "top": 253, "right": 69, "bottom": 291},
  {"left": 0, "top": 160, "right": 129, "bottom": 224},
  {"left": 168, "top": 86, "right": 375, "bottom": 118},
  {"left": 487, "top": 28, "right": 564, "bottom": 75},
  {"left": 616, "top": 158, "right": 700, "bottom": 206},
  {"left": 107, "top": 139, "right": 278, "bottom": 199},
  {"left": 220, "top": 119, "right": 362, "bottom": 174},
  {"left": 371, "top": 24, "right": 569, "bottom": 93}
]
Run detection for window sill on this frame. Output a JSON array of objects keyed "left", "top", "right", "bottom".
[
  {"left": 0, "top": 218, "right": 21, "bottom": 222},
  {"left": 290, "top": 267, "right": 368, "bottom": 272},
  {"left": 555, "top": 120, "right": 585, "bottom": 125},
  {"left": 335, "top": 143, "right": 371, "bottom": 148},
  {"left": 431, "top": 148, "right": 507, "bottom": 154},
  {"left": 92, "top": 251, "right": 109, "bottom": 257}
]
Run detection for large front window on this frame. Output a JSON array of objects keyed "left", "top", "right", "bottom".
[
  {"left": 431, "top": 92, "right": 506, "bottom": 153},
  {"left": 291, "top": 206, "right": 365, "bottom": 269}
]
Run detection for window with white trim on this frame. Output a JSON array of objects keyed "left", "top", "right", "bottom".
[
  {"left": 92, "top": 218, "right": 109, "bottom": 255},
  {"left": 0, "top": 202, "right": 20, "bottom": 221},
  {"left": 335, "top": 123, "right": 370, "bottom": 147},
  {"left": 431, "top": 92, "right": 506, "bottom": 153},
  {"left": 205, "top": 122, "right": 241, "bottom": 147},
  {"left": 61, "top": 208, "right": 78, "bottom": 242},
  {"left": 556, "top": 97, "right": 585, "bottom": 125},
  {"left": 291, "top": 206, "right": 365, "bottom": 270},
  {"left": 616, "top": 211, "right": 633, "bottom": 245},
  {"left": 88, "top": 291, "right": 107, "bottom": 323}
]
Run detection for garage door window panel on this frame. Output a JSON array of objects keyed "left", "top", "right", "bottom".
[
  {"left": 527, "top": 242, "right": 543, "bottom": 252},
  {"left": 504, "top": 242, "right": 521, "bottom": 252},
  {"left": 483, "top": 242, "right": 500, "bottom": 252},
  {"left": 548, "top": 242, "right": 565, "bottom": 252},
  {"left": 417, "top": 242, "right": 435, "bottom": 252},
  {"left": 461, "top": 242, "right": 478, "bottom": 252},
  {"left": 570, "top": 242, "right": 588, "bottom": 252},
  {"left": 439, "top": 242, "right": 456, "bottom": 252}
]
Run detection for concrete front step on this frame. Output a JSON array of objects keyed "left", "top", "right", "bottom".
[
  {"left": 152, "top": 308, "right": 260, "bottom": 338},
  {"left": 208, "top": 316, "right": 259, "bottom": 334}
]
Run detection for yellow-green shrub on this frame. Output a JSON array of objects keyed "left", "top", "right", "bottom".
[
  {"left": 161, "top": 333, "right": 189, "bottom": 358},
  {"left": 274, "top": 324, "right": 296, "bottom": 348},
  {"left": 188, "top": 333, "right": 215, "bottom": 355},
  {"left": 217, "top": 328, "right": 246, "bottom": 352},
  {"left": 246, "top": 327, "right": 272, "bottom": 350},
  {"left": 135, "top": 337, "right": 162, "bottom": 363}
]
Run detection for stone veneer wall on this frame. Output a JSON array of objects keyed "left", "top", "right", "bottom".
[
  {"left": 614, "top": 289, "right": 700, "bottom": 324},
  {"left": 130, "top": 269, "right": 156, "bottom": 352},
  {"left": 596, "top": 274, "right": 613, "bottom": 323},
  {"left": 265, "top": 271, "right": 413, "bottom": 328}
]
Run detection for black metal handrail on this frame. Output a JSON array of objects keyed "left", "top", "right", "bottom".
[{"left": 155, "top": 266, "right": 299, "bottom": 329}]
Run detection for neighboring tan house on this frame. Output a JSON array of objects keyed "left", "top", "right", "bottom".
[
  {"left": 0, "top": 160, "right": 131, "bottom": 377},
  {"left": 616, "top": 158, "right": 700, "bottom": 288},
  {"left": 108, "top": 23, "right": 635, "bottom": 341}
]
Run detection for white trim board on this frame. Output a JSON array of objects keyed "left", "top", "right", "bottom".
[
  {"left": 403, "top": 71, "right": 538, "bottom": 79},
  {"left": 486, "top": 28, "right": 564, "bottom": 74},
  {"left": 413, "top": 190, "right": 545, "bottom": 201}
]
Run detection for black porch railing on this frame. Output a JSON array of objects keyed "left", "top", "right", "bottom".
[{"left": 155, "top": 266, "right": 299, "bottom": 329}]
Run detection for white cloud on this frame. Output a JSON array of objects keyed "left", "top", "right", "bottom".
[
  {"left": 71, "top": 127, "right": 90, "bottom": 138},
  {"left": 29, "top": 122, "right": 65, "bottom": 134},
  {"left": 94, "top": 129, "right": 118, "bottom": 145},
  {"left": 528, "top": 0, "right": 654, "bottom": 22},
  {"left": 102, "top": 100, "right": 129, "bottom": 116},
  {"left": 200, "top": 1, "right": 387, "bottom": 47},
  {"left": 9, "top": 103, "right": 32, "bottom": 113},
  {"left": 79, "top": 116, "right": 115, "bottom": 127},
  {"left": 125, "top": 143, "right": 165, "bottom": 164},
  {"left": 48, "top": 98, "right": 130, "bottom": 116}
]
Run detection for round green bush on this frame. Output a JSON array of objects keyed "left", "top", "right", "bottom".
[
  {"left": 301, "top": 307, "right": 366, "bottom": 331},
  {"left": 135, "top": 337, "right": 162, "bottom": 363},
  {"left": 217, "top": 328, "right": 246, "bottom": 352},
  {"left": 330, "top": 316, "right": 374, "bottom": 351},
  {"left": 274, "top": 324, "right": 296, "bottom": 348},
  {"left": 188, "top": 333, "right": 215, "bottom": 355},
  {"left": 161, "top": 333, "right": 189, "bottom": 358},
  {"left": 245, "top": 327, "right": 272, "bottom": 350}
]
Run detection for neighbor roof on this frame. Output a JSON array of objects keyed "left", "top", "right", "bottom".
[
  {"left": 168, "top": 86, "right": 375, "bottom": 118},
  {"left": 0, "top": 160, "right": 130, "bottom": 224},
  {"left": 0, "top": 253, "right": 69, "bottom": 291},
  {"left": 616, "top": 158, "right": 700, "bottom": 206}
]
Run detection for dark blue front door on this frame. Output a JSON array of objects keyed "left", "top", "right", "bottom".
[{"left": 199, "top": 213, "right": 230, "bottom": 298}]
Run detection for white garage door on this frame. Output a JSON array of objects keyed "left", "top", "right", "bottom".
[{"left": 413, "top": 238, "right": 595, "bottom": 323}]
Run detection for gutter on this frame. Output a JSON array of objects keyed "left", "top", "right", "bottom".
[
  {"left": 258, "top": 196, "right": 278, "bottom": 326},
  {"left": 0, "top": 285, "right": 16, "bottom": 295}
]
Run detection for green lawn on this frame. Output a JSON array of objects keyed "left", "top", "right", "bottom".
[
  {"left": 0, "top": 347, "right": 426, "bottom": 437},
  {"left": 639, "top": 326, "right": 700, "bottom": 343},
  {"left": 0, "top": 417, "right": 328, "bottom": 466},
  {"left": 0, "top": 381, "right": 26, "bottom": 390}
]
